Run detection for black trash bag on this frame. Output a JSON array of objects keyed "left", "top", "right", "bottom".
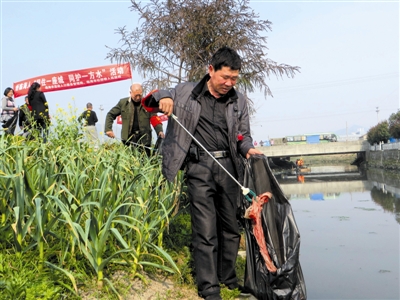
[
  {"left": 1, "top": 114, "right": 18, "bottom": 135},
  {"left": 240, "top": 154, "right": 307, "bottom": 300}
]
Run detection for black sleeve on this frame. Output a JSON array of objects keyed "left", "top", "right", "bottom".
[
  {"left": 40, "top": 92, "right": 47, "bottom": 104},
  {"left": 18, "top": 109, "right": 25, "bottom": 127},
  {"left": 93, "top": 111, "right": 98, "bottom": 123}
]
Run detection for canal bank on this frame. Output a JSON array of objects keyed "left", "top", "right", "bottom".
[
  {"left": 367, "top": 148, "right": 400, "bottom": 170},
  {"left": 367, "top": 168, "right": 400, "bottom": 188}
]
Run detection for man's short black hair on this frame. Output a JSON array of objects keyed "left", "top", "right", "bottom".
[{"left": 210, "top": 46, "right": 242, "bottom": 72}]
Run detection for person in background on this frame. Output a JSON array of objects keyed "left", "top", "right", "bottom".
[
  {"left": 78, "top": 102, "right": 99, "bottom": 145},
  {"left": 18, "top": 96, "right": 33, "bottom": 138},
  {"left": 1, "top": 87, "right": 19, "bottom": 135},
  {"left": 27, "top": 82, "right": 50, "bottom": 142},
  {"left": 105, "top": 83, "right": 164, "bottom": 156},
  {"left": 142, "top": 47, "right": 263, "bottom": 300}
]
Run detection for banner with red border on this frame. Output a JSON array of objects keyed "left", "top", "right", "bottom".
[{"left": 13, "top": 63, "right": 131, "bottom": 98}]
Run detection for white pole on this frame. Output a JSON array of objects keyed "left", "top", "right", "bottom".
[
  {"left": 99, "top": 105, "right": 104, "bottom": 143},
  {"left": 376, "top": 106, "right": 380, "bottom": 123}
]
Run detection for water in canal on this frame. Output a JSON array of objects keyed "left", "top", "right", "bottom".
[{"left": 276, "top": 166, "right": 400, "bottom": 300}]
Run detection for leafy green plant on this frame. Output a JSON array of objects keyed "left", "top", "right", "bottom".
[
  {"left": 0, "top": 106, "right": 185, "bottom": 298},
  {"left": 0, "top": 252, "right": 69, "bottom": 300}
]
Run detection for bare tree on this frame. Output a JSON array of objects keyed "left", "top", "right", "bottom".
[{"left": 106, "top": 0, "right": 300, "bottom": 102}]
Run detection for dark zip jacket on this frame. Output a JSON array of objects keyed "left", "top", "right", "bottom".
[{"left": 145, "top": 74, "right": 254, "bottom": 182}]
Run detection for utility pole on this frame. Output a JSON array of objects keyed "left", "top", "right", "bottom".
[
  {"left": 99, "top": 105, "right": 104, "bottom": 143},
  {"left": 376, "top": 106, "right": 379, "bottom": 123}
]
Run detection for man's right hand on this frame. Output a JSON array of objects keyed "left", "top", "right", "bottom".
[
  {"left": 159, "top": 98, "right": 174, "bottom": 116},
  {"left": 106, "top": 131, "right": 115, "bottom": 138}
]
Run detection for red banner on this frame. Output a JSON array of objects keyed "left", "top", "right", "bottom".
[{"left": 13, "top": 63, "right": 131, "bottom": 98}]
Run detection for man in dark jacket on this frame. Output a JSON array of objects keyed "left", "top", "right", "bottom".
[
  {"left": 105, "top": 83, "right": 164, "bottom": 155},
  {"left": 143, "top": 47, "right": 262, "bottom": 300},
  {"left": 78, "top": 102, "right": 99, "bottom": 144}
]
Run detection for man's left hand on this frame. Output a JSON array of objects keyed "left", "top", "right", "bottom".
[
  {"left": 246, "top": 148, "right": 263, "bottom": 159},
  {"left": 158, "top": 132, "right": 165, "bottom": 139}
]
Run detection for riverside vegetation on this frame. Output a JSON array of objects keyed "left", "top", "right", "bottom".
[{"left": 0, "top": 106, "right": 245, "bottom": 300}]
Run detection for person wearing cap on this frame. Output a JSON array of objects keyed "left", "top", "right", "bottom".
[
  {"left": 105, "top": 83, "right": 164, "bottom": 156},
  {"left": 78, "top": 102, "right": 99, "bottom": 145}
]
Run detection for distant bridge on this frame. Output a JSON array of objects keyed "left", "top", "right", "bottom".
[
  {"left": 280, "top": 180, "right": 372, "bottom": 195},
  {"left": 258, "top": 140, "right": 369, "bottom": 158}
]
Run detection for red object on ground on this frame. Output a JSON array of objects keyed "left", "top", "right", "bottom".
[
  {"left": 245, "top": 192, "right": 278, "bottom": 273},
  {"left": 13, "top": 63, "right": 132, "bottom": 98}
]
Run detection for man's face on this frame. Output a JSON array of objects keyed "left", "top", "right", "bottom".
[
  {"left": 130, "top": 86, "right": 143, "bottom": 102},
  {"left": 208, "top": 65, "right": 239, "bottom": 97}
]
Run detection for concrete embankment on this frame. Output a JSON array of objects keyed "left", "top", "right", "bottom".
[
  {"left": 367, "top": 168, "right": 400, "bottom": 190},
  {"left": 367, "top": 149, "right": 400, "bottom": 170}
]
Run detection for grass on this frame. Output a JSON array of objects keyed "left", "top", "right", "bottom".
[
  {"left": 0, "top": 107, "right": 250, "bottom": 299},
  {"left": 0, "top": 108, "right": 183, "bottom": 299},
  {"left": 0, "top": 252, "right": 74, "bottom": 300}
]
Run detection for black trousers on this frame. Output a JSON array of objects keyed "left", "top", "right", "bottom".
[{"left": 186, "top": 154, "right": 240, "bottom": 298}]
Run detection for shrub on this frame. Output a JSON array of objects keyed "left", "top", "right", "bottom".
[
  {"left": 388, "top": 111, "right": 400, "bottom": 139},
  {"left": 367, "top": 121, "right": 390, "bottom": 144}
]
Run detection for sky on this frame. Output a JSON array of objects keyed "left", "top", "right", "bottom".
[{"left": 1, "top": 0, "right": 399, "bottom": 143}]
